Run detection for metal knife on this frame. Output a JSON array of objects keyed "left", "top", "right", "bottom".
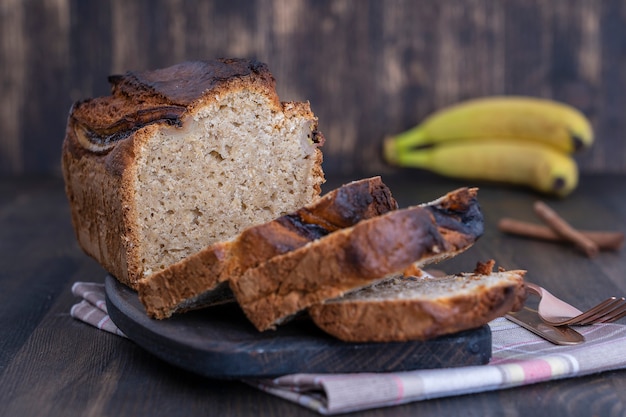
[{"left": 506, "top": 307, "right": 585, "bottom": 345}]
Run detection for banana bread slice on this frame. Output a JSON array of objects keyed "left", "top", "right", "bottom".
[
  {"left": 231, "top": 187, "right": 484, "bottom": 331},
  {"left": 308, "top": 262, "right": 526, "bottom": 342}
]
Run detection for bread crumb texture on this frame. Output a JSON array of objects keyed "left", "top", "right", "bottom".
[
  {"left": 135, "top": 91, "right": 323, "bottom": 276},
  {"left": 334, "top": 272, "right": 511, "bottom": 301}
]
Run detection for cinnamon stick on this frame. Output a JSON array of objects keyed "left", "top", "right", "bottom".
[
  {"left": 498, "top": 218, "right": 625, "bottom": 251},
  {"left": 532, "top": 201, "right": 599, "bottom": 257}
]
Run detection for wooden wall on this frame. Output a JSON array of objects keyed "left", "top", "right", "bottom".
[{"left": 1, "top": 0, "right": 625, "bottom": 177}]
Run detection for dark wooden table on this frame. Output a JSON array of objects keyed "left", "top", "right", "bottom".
[{"left": 2, "top": 173, "right": 626, "bottom": 416}]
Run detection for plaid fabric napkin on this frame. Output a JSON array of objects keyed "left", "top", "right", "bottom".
[{"left": 71, "top": 281, "right": 626, "bottom": 415}]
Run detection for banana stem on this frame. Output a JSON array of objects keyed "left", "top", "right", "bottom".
[
  {"left": 391, "top": 148, "right": 432, "bottom": 170},
  {"left": 383, "top": 137, "right": 399, "bottom": 165},
  {"left": 387, "top": 125, "right": 429, "bottom": 152},
  {"left": 383, "top": 125, "right": 431, "bottom": 166}
]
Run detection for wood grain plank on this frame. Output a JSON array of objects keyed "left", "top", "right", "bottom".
[
  {"left": 0, "top": 0, "right": 26, "bottom": 174},
  {"left": 2, "top": 0, "right": 626, "bottom": 177}
]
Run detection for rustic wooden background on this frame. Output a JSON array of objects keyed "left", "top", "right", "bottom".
[{"left": 1, "top": 0, "right": 625, "bottom": 177}]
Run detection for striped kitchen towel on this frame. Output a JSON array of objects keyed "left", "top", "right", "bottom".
[
  {"left": 70, "top": 282, "right": 126, "bottom": 337},
  {"left": 70, "top": 281, "right": 626, "bottom": 415}
]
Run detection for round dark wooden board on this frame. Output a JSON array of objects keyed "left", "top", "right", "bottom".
[{"left": 105, "top": 275, "right": 492, "bottom": 378}]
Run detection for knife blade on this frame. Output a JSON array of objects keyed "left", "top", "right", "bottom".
[{"left": 506, "top": 307, "right": 585, "bottom": 345}]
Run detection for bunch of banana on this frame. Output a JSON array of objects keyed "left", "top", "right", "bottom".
[{"left": 383, "top": 96, "right": 593, "bottom": 197}]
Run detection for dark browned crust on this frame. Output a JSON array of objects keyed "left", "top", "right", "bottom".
[
  {"left": 65, "top": 59, "right": 280, "bottom": 156},
  {"left": 61, "top": 125, "right": 135, "bottom": 283},
  {"left": 109, "top": 59, "right": 274, "bottom": 107},
  {"left": 231, "top": 187, "right": 484, "bottom": 331},
  {"left": 69, "top": 59, "right": 328, "bottom": 154},
  {"left": 474, "top": 259, "right": 497, "bottom": 275},
  {"left": 422, "top": 187, "right": 484, "bottom": 253},
  {"left": 62, "top": 59, "right": 324, "bottom": 288},
  {"left": 137, "top": 177, "right": 398, "bottom": 319},
  {"left": 307, "top": 270, "right": 526, "bottom": 342},
  {"left": 71, "top": 102, "right": 186, "bottom": 153}
]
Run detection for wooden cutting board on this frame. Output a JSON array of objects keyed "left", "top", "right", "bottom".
[{"left": 105, "top": 275, "right": 492, "bottom": 378}]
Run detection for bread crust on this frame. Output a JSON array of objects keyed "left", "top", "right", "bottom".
[
  {"left": 137, "top": 177, "right": 399, "bottom": 319},
  {"left": 62, "top": 59, "right": 325, "bottom": 288},
  {"left": 308, "top": 270, "right": 526, "bottom": 342},
  {"left": 231, "top": 187, "right": 484, "bottom": 331}
]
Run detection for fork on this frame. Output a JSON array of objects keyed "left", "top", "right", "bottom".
[{"left": 527, "top": 282, "right": 626, "bottom": 326}]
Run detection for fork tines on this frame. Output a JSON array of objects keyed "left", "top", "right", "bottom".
[{"left": 577, "top": 297, "right": 626, "bottom": 325}]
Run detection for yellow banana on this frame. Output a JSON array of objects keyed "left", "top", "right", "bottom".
[
  {"left": 390, "top": 140, "right": 578, "bottom": 197},
  {"left": 385, "top": 96, "right": 593, "bottom": 156}
]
